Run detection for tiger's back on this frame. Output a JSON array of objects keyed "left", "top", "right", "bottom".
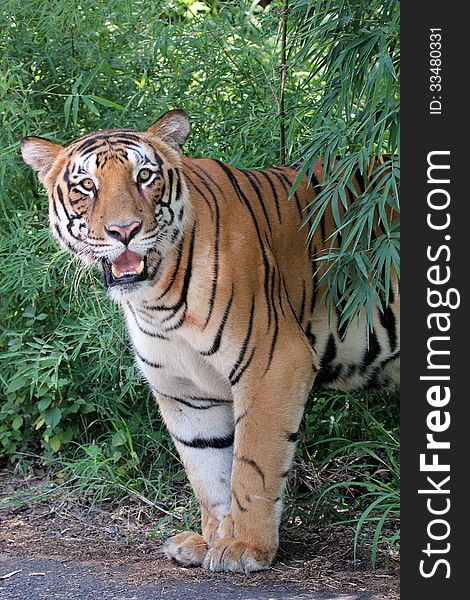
[{"left": 180, "top": 156, "right": 400, "bottom": 391}]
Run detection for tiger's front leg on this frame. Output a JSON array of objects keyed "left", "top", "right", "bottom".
[
  {"left": 203, "top": 334, "right": 316, "bottom": 574},
  {"left": 155, "top": 392, "right": 234, "bottom": 567}
]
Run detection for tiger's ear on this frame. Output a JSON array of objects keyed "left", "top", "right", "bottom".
[
  {"left": 20, "top": 136, "right": 63, "bottom": 183},
  {"left": 147, "top": 110, "right": 190, "bottom": 153}
]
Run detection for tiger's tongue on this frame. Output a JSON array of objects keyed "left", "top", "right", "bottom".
[{"left": 111, "top": 250, "right": 145, "bottom": 277}]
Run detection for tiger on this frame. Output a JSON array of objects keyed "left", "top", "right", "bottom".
[{"left": 20, "top": 109, "right": 399, "bottom": 574}]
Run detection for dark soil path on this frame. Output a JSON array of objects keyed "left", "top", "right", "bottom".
[
  {"left": 0, "top": 557, "right": 377, "bottom": 600},
  {"left": 0, "top": 471, "right": 399, "bottom": 600}
]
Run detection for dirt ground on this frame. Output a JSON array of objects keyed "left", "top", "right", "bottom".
[{"left": 0, "top": 469, "right": 399, "bottom": 600}]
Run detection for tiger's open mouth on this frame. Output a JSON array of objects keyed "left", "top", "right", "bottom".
[{"left": 102, "top": 250, "right": 148, "bottom": 288}]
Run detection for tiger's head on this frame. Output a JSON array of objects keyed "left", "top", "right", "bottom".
[{"left": 20, "top": 110, "right": 191, "bottom": 301}]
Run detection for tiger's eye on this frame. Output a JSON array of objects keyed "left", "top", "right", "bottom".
[
  {"left": 138, "top": 168, "right": 152, "bottom": 183},
  {"left": 81, "top": 178, "right": 95, "bottom": 190}
]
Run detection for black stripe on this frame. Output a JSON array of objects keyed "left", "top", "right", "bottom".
[
  {"left": 243, "top": 170, "right": 273, "bottom": 235},
  {"left": 71, "top": 138, "right": 110, "bottom": 154},
  {"left": 282, "top": 279, "right": 300, "bottom": 326},
  {"left": 365, "top": 348, "right": 399, "bottom": 389},
  {"left": 163, "top": 309, "right": 187, "bottom": 332},
  {"left": 315, "top": 335, "right": 342, "bottom": 386},
  {"left": 157, "top": 181, "right": 167, "bottom": 209},
  {"left": 147, "top": 146, "right": 164, "bottom": 167},
  {"left": 228, "top": 297, "right": 255, "bottom": 384},
  {"left": 171, "top": 227, "right": 181, "bottom": 243},
  {"left": 230, "top": 346, "right": 256, "bottom": 387},
  {"left": 264, "top": 265, "right": 279, "bottom": 374},
  {"left": 277, "top": 263, "right": 286, "bottom": 319},
  {"left": 108, "top": 131, "right": 142, "bottom": 140},
  {"left": 167, "top": 168, "right": 174, "bottom": 204},
  {"left": 192, "top": 161, "right": 225, "bottom": 195},
  {"left": 53, "top": 222, "right": 76, "bottom": 252},
  {"left": 186, "top": 177, "right": 215, "bottom": 219},
  {"left": 148, "top": 257, "right": 163, "bottom": 281},
  {"left": 110, "top": 137, "right": 146, "bottom": 150},
  {"left": 158, "top": 172, "right": 175, "bottom": 226},
  {"left": 55, "top": 182, "right": 71, "bottom": 220},
  {"left": 309, "top": 171, "right": 321, "bottom": 189},
  {"left": 134, "top": 349, "right": 163, "bottom": 369},
  {"left": 174, "top": 433, "right": 234, "bottom": 449},
  {"left": 256, "top": 169, "right": 283, "bottom": 223},
  {"left": 380, "top": 350, "right": 400, "bottom": 370},
  {"left": 165, "top": 222, "right": 196, "bottom": 318},
  {"left": 315, "top": 363, "right": 343, "bottom": 387},
  {"left": 268, "top": 168, "right": 303, "bottom": 218},
  {"left": 234, "top": 405, "right": 251, "bottom": 427},
  {"left": 361, "top": 330, "right": 381, "bottom": 372},
  {"left": 379, "top": 306, "right": 398, "bottom": 353},
  {"left": 80, "top": 142, "right": 111, "bottom": 158},
  {"left": 175, "top": 168, "right": 183, "bottom": 202},
  {"left": 239, "top": 457, "right": 266, "bottom": 488},
  {"left": 150, "top": 238, "right": 184, "bottom": 295},
  {"left": 320, "top": 333, "right": 337, "bottom": 367},
  {"left": 126, "top": 303, "right": 169, "bottom": 339},
  {"left": 200, "top": 285, "right": 235, "bottom": 356},
  {"left": 305, "top": 322, "right": 316, "bottom": 349},
  {"left": 76, "top": 135, "right": 142, "bottom": 154},
  {"left": 233, "top": 491, "right": 248, "bottom": 513},
  {"left": 153, "top": 389, "right": 228, "bottom": 410},
  {"left": 203, "top": 207, "right": 219, "bottom": 329},
  {"left": 52, "top": 186, "right": 61, "bottom": 219}
]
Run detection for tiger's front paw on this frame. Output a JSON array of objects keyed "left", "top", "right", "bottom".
[
  {"left": 162, "top": 531, "right": 209, "bottom": 567},
  {"left": 202, "top": 538, "right": 275, "bottom": 574}
]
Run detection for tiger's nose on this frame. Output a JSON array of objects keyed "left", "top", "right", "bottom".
[{"left": 105, "top": 220, "right": 142, "bottom": 244}]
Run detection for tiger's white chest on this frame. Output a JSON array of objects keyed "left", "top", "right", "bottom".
[{"left": 123, "top": 302, "right": 233, "bottom": 403}]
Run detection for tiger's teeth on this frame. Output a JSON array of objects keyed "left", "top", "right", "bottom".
[
  {"left": 111, "top": 264, "right": 123, "bottom": 278},
  {"left": 111, "top": 260, "right": 145, "bottom": 279}
]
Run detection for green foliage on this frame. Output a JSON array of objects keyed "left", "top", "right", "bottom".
[
  {"left": 0, "top": 0, "right": 298, "bottom": 165},
  {"left": 290, "top": 389, "right": 400, "bottom": 565},
  {"left": 0, "top": 0, "right": 399, "bottom": 558},
  {"left": 289, "top": 0, "right": 400, "bottom": 325}
]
